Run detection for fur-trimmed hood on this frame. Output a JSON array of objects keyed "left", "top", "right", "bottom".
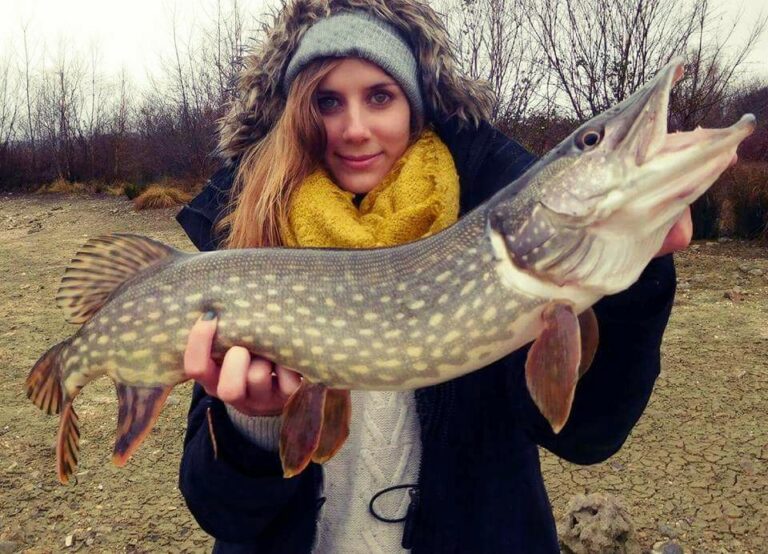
[{"left": 217, "top": 0, "right": 495, "bottom": 162}]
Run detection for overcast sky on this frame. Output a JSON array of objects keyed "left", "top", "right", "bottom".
[{"left": 1, "top": 0, "right": 767, "bottom": 85}]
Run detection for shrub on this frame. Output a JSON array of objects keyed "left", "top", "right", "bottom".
[
  {"left": 124, "top": 183, "right": 147, "bottom": 200},
  {"left": 36, "top": 178, "right": 87, "bottom": 194},
  {"left": 691, "top": 193, "right": 719, "bottom": 240},
  {"left": 133, "top": 185, "right": 192, "bottom": 210},
  {"left": 719, "top": 162, "right": 768, "bottom": 240},
  {"left": 105, "top": 183, "right": 127, "bottom": 196}
]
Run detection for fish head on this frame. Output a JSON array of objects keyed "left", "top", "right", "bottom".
[{"left": 488, "top": 57, "right": 756, "bottom": 295}]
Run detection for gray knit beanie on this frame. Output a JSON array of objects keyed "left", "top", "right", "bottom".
[{"left": 283, "top": 10, "right": 425, "bottom": 118}]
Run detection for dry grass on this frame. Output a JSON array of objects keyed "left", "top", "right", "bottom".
[
  {"left": 105, "top": 182, "right": 129, "bottom": 196},
  {"left": 133, "top": 185, "right": 192, "bottom": 210},
  {"left": 36, "top": 178, "right": 88, "bottom": 194}
]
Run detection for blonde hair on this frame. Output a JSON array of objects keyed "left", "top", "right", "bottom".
[{"left": 219, "top": 58, "right": 424, "bottom": 249}]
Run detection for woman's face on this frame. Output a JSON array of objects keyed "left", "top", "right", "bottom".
[{"left": 315, "top": 58, "right": 412, "bottom": 195}]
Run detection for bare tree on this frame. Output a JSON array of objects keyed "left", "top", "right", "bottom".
[
  {"left": 669, "top": 2, "right": 768, "bottom": 130},
  {"left": 436, "top": 0, "right": 550, "bottom": 127},
  {"left": 527, "top": 0, "right": 766, "bottom": 126},
  {"left": 21, "top": 21, "right": 38, "bottom": 168},
  {"left": 0, "top": 53, "right": 19, "bottom": 149}
]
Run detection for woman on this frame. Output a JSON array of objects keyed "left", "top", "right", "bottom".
[{"left": 176, "top": 1, "right": 690, "bottom": 552}]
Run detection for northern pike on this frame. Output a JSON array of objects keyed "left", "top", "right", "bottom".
[{"left": 26, "top": 59, "right": 755, "bottom": 482}]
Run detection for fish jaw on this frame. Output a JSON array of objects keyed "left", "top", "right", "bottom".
[{"left": 487, "top": 59, "right": 756, "bottom": 296}]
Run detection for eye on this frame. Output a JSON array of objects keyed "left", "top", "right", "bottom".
[
  {"left": 575, "top": 127, "right": 604, "bottom": 151},
  {"left": 370, "top": 91, "right": 392, "bottom": 106},
  {"left": 316, "top": 95, "right": 340, "bottom": 112}
]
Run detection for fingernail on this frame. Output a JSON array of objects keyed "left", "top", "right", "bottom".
[{"left": 202, "top": 310, "right": 216, "bottom": 321}]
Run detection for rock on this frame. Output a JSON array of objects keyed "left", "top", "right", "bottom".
[
  {"left": 689, "top": 244, "right": 700, "bottom": 251},
  {"left": 718, "top": 237, "right": 733, "bottom": 242},
  {"left": 738, "top": 263, "right": 751, "bottom": 273},
  {"left": 748, "top": 268, "right": 763, "bottom": 276},
  {"left": 690, "top": 274, "right": 707, "bottom": 283},
  {"left": 724, "top": 289, "right": 744, "bottom": 302},
  {"left": 651, "top": 540, "right": 684, "bottom": 554},
  {"left": 657, "top": 522, "right": 680, "bottom": 539},
  {"left": 0, "top": 542, "right": 20, "bottom": 554},
  {"left": 558, "top": 493, "right": 640, "bottom": 554},
  {"left": 65, "top": 534, "right": 73, "bottom": 547}
]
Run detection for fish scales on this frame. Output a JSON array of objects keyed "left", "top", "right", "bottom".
[{"left": 63, "top": 208, "right": 546, "bottom": 395}]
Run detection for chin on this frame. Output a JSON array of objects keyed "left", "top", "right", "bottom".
[{"left": 337, "top": 174, "right": 381, "bottom": 195}]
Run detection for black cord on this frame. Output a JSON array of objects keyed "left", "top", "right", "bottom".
[{"left": 369, "top": 484, "right": 419, "bottom": 523}]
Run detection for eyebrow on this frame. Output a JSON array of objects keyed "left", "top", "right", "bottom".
[{"left": 316, "top": 81, "right": 398, "bottom": 94}]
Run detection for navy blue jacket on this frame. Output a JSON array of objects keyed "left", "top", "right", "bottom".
[{"left": 176, "top": 117, "right": 675, "bottom": 553}]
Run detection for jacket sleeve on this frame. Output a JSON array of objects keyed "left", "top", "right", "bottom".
[
  {"left": 469, "top": 124, "right": 675, "bottom": 464},
  {"left": 176, "top": 168, "right": 323, "bottom": 547},
  {"left": 180, "top": 384, "right": 323, "bottom": 545}
]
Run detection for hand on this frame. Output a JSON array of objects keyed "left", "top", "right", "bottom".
[
  {"left": 183, "top": 313, "right": 302, "bottom": 416},
  {"left": 654, "top": 206, "right": 693, "bottom": 257}
]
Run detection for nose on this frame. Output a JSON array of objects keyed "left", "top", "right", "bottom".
[{"left": 341, "top": 103, "right": 371, "bottom": 143}]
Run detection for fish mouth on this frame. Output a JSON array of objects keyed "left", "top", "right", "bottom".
[{"left": 598, "top": 58, "right": 756, "bottom": 220}]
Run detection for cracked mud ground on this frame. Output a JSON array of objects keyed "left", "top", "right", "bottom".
[{"left": 1, "top": 193, "right": 766, "bottom": 553}]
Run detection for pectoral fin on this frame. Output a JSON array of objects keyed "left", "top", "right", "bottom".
[
  {"left": 525, "top": 300, "right": 581, "bottom": 434},
  {"left": 577, "top": 307, "right": 599, "bottom": 378},
  {"left": 112, "top": 384, "right": 173, "bottom": 467},
  {"left": 279, "top": 382, "right": 327, "bottom": 478},
  {"left": 312, "top": 389, "right": 351, "bottom": 464}
]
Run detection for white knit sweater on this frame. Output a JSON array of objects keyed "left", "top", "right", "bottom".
[{"left": 226, "top": 390, "right": 421, "bottom": 553}]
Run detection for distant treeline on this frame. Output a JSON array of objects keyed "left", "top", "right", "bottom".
[{"left": 0, "top": 0, "right": 766, "bottom": 237}]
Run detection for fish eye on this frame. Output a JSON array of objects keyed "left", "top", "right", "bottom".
[{"left": 575, "top": 127, "right": 604, "bottom": 151}]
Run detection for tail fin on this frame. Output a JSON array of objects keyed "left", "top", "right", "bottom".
[
  {"left": 57, "top": 401, "right": 81, "bottom": 484},
  {"left": 26, "top": 340, "right": 68, "bottom": 415}
]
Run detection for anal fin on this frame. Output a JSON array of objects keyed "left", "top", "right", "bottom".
[
  {"left": 279, "top": 382, "right": 326, "bottom": 478},
  {"left": 56, "top": 400, "right": 81, "bottom": 485},
  {"left": 112, "top": 384, "right": 172, "bottom": 467},
  {"left": 312, "top": 389, "right": 351, "bottom": 464},
  {"left": 525, "top": 300, "right": 581, "bottom": 434}
]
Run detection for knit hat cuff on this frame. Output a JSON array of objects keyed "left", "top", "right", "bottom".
[{"left": 283, "top": 10, "right": 424, "bottom": 118}]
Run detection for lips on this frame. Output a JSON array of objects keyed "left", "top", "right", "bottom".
[
  {"left": 339, "top": 153, "right": 380, "bottom": 162},
  {"left": 337, "top": 152, "right": 382, "bottom": 170}
]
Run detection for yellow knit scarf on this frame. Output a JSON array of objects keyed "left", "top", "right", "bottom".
[{"left": 280, "top": 130, "right": 459, "bottom": 248}]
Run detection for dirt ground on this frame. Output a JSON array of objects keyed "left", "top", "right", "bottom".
[{"left": 0, "top": 192, "right": 766, "bottom": 553}]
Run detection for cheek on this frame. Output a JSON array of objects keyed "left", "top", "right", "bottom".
[
  {"left": 380, "top": 108, "right": 411, "bottom": 154},
  {"left": 322, "top": 122, "right": 341, "bottom": 160}
]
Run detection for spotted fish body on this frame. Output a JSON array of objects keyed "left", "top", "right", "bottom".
[
  {"left": 26, "top": 59, "right": 755, "bottom": 482},
  {"left": 65, "top": 212, "right": 562, "bottom": 396}
]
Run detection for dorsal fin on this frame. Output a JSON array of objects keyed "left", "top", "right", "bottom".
[{"left": 56, "top": 233, "right": 179, "bottom": 324}]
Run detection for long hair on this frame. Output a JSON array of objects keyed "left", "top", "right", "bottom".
[
  {"left": 218, "top": 58, "right": 342, "bottom": 248},
  {"left": 219, "top": 58, "right": 425, "bottom": 249}
]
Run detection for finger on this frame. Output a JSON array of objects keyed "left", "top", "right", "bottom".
[
  {"left": 183, "top": 312, "right": 220, "bottom": 393},
  {"left": 276, "top": 365, "right": 303, "bottom": 398},
  {"left": 217, "top": 347, "right": 251, "bottom": 404},
  {"left": 245, "top": 357, "right": 276, "bottom": 403}
]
